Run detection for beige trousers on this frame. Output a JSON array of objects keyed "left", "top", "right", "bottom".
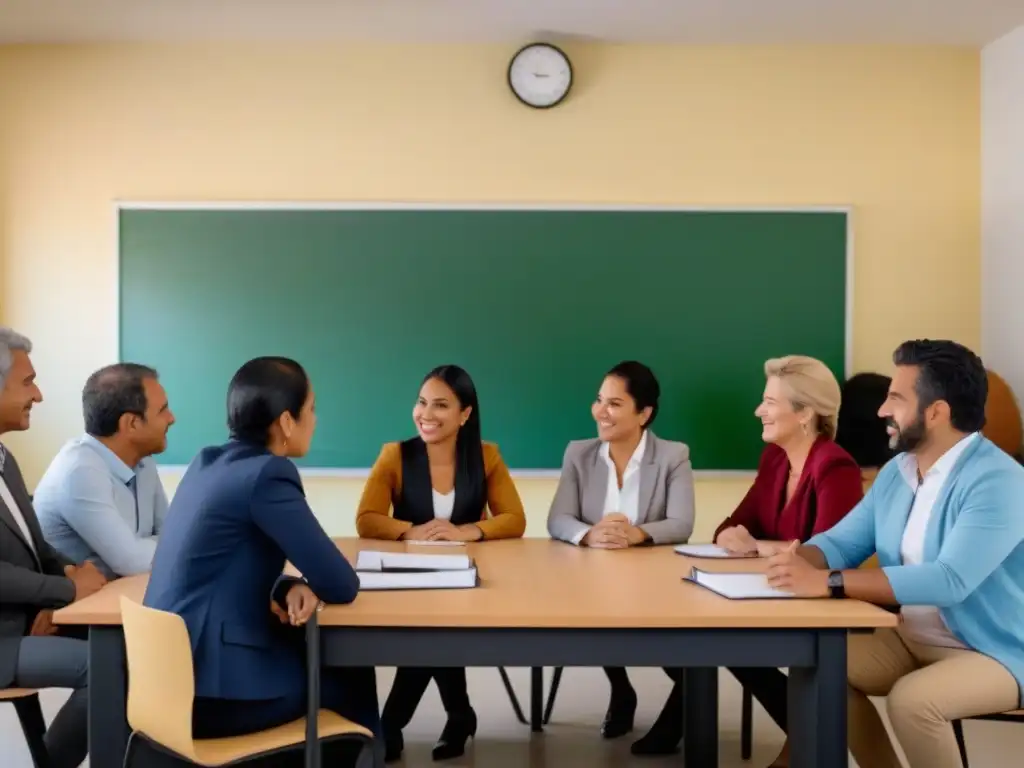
[{"left": 847, "top": 626, "right": 1020, "bottom": 768}]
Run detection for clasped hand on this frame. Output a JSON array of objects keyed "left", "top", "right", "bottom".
[
  {"left": 583, "top": 513, "right": 646, "bottom": 549},
  {"left": 271, "top": 583, "right": 322, "bottom": 626},
  {"left": 402, "top": 519, "right": 482, "bottom": 542}
]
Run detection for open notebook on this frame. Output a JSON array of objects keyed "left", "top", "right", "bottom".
[
  {"left": 355, "top": 550, "right": 478, "bottom": 591},
  {"left": 674, "top": 543, "right": 760, "bottom": 559},
  {"left": 684, "top": 567, "right": 796, "bottom": 599}
]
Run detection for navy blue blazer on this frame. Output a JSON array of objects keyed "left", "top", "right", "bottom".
[{"left": 144, "top": 440, "right": 359, "bottom": 701}]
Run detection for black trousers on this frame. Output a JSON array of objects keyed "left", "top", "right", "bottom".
[
  {"left": 382, "top": 667, "right": 471, "bottom": 728},
  {"left": 729, "top": 666, "right": 788, "bottom": 732},
  {"left": 191, "top": 666, "right": 380, "bottom": 767},
  {"left": 605, "top": 665, "right": 683, "bottom": 691}
]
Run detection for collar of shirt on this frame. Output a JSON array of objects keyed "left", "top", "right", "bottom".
[
  {"left": 897, "top": 432, "right": 979, "bottom": 490},
  {"left": 81, "top": 434, "right": 139, "bottom": 485},
  {"left": 600, "top": 428, "right": 649, "bottom": 470},
  {"left": 0, "top": 441, "right": 6, "bottom": 474}
]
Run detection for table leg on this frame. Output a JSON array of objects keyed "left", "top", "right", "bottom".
[
  {"left": 788, "top": 630, "right": 848, "bottom": 768},
  {"left": 530, "top": 667, "right": 544, "bottom": 732},
  {"left": 683, "top": 667, "right": 718, "bottom": 767},
  {"left": 88, "top": 626, "right": 129, "bottom": 768}
]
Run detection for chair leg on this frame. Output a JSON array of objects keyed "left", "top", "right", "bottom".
[
  {"left": 543, "top": 666, "right": 563, "bottom": 725},
  {"left": 12, "top": 694, "right": 50, "bottom": 768},
  {"left": 497, "top": 667, "right": 528, "bottom": 724},
  {"left": 952, "top": 719, "right": 969, "bottom": 768},
  {"left": 740, "top": 685, "right": 753, "bottom": 760}
]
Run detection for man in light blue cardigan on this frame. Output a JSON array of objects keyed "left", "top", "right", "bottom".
[{"left": 765, "top": 340, "right": 1024, "bottom": 768}]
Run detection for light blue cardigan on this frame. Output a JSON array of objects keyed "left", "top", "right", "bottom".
[{"left": 807, "top": 435, "right": 1024, "bottom": 704}]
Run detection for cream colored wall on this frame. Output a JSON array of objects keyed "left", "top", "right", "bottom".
[{"left": 0, "top": 43, "right": 980, "bottom": 540}]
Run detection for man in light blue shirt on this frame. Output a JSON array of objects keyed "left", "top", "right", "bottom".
[
  {"left": 763, "top": 340, "right": 1024, "bottom": 768},
  {"left": 35, "top": 363, "right": 175, "bottom": 578}
]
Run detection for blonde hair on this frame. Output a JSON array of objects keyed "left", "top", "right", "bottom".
[{"left": 763, "top": 355, "right": 842, "bottom": 439}]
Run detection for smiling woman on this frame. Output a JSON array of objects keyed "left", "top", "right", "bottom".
[
  {"left": 545, "top": 360, "right": 697, "bottom": 754},
  {"left": 355, "top": 363, "right": 526, "bottom": 762}
]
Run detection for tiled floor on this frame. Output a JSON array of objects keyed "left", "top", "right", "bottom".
[{"left": 2, "top": 666, "right": 1018, "bottom": 766}]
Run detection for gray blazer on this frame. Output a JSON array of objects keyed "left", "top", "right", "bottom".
[
  {"left": 546, "top": 431, "right": 696, "bottom": 546},
  {"left": 0, "top": 443, "right": 76, "bottom": 688}
]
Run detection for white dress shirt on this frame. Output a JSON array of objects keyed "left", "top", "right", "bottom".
[
  {"left": 572, "top": 430, "right": 648, "bottom": 545},
  {"left": 0, "top": 474, "right": 37, "bottom": 554},
  {"left": 898, "top": 432, "right": 978, "bottom": 648},
  {"left": 432, "top": 488, "right": 455, "bottom": 521}
]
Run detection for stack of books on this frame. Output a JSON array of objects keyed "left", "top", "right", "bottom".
[{"left": 355, "top": 550, "right": 479, "bottom": 591}]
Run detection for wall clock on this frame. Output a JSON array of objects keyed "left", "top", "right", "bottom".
[{"left": 507, "top": 43, "right": 573, "bottom": 109}]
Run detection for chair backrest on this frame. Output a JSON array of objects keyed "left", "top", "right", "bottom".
[{"left": 120, "top": 596, "right": 199, "bottom": 760}]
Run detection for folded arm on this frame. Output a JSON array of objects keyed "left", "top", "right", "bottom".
[
  {"left": 62, "top": 466, "right": 156, "bottom": 576},
  {"left": 0, "top": 561, "right": 75, "bottom": 607}
]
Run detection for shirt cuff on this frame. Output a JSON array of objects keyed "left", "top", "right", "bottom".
[{"left": 571, "top": 527, "right": 591, "bottom": 546}]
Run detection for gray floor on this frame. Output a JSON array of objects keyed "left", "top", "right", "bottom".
[{"left": 2, "top": 666, "right": 1018, "bottom": 766}]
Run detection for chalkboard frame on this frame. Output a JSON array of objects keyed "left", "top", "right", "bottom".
[{"left": 115, "top": 201, "right": 853, "bottom": 478}]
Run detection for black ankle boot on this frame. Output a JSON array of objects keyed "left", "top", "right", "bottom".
[
  {"left": 432, "top": 708, "right": 477, "bottom": 761},
  {"left": 601, "top": 686, "right": 637, "bottom": 739}
]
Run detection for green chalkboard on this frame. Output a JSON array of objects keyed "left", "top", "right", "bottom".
[{"left": 119, "top": 206, "right": 848, "bottom": 470}]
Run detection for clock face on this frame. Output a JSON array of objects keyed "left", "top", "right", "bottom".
[{"left": 507, "top": 43, "right": 573, "bottom": 109}]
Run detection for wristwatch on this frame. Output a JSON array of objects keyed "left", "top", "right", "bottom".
[{"left": 827, "top": 570, "right": 846, "bottom": 599}]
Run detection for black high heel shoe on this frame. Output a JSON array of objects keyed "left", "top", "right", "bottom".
[
  {"left": 431, "top": 708, "right": 477, "bottom": 761},
  {"left": 600, "top": 686, "right": 637, "bottom": 739},
  {"left": 630, "top": 684, "right": 683, "bottom": 756}
]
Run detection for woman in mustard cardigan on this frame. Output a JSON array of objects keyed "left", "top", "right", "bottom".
[{"left": 356, "top": 364, "right": 526, "bottom": 762}]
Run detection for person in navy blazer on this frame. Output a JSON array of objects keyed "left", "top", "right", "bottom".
[{"left": 144, "top": 356, "right": 378, "bottom": 760}]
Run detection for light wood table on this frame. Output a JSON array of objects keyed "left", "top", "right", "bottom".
[{"left": 55, "top": 537, "right": 897, "bottom": 768}]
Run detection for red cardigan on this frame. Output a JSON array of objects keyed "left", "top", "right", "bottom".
[{"left": 714, "top": 437, "right": 863, "bottom": 543}]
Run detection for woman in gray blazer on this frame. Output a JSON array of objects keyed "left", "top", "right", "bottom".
[{"left": 546, "top": 361, "right": 696, "bottom": 756}]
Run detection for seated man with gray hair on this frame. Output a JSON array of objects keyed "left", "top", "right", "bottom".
[
  {"left": 34, "top": 363, "right": 176, "bottom": 578},
  {"left": 0, "top": 326, "right": 108, "bottom": 768}
]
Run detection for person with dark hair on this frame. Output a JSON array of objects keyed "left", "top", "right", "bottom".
[
  {"left": 764, "top": 340, "right": 1024, "bottom": 768},
  {"left": 144, "top": 357, "right": 378, "bottom": 766},
  {"left": 546, "top": 361, "right": 696, "bottom": 755},
  {"left": 835, "top": 372, "right": 895, "bottom": 469},
  {"left": 34, "top": 363, "right": 175, "bottom": 577},
  {"left": 356, "top": 364, "right": 526, "bottom": 762}
]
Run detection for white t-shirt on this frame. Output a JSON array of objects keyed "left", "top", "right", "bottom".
[
  {"left": 898, "top": 433, "right": 978, "bottom": 648},
  {"left": 432, "top": 488, "right": 455, "bottom": 521}
]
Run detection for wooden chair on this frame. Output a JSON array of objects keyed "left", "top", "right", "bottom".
[
  {"left": 953, "top": 710, "right": 1024, "bottom": 768},
  {"left": 0, "top": 688, "right": 49, "bottom": 768},
  {"left": 119, "top": 596, "right": 374, "bottom": 767}
]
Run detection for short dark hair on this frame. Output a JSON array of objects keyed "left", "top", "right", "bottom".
[
  {"left": 227, "top": 357, "right": 310, "bottom": 445},
  {"left": 892, "top": 340, "right": 987, "bottom": 433},
  {"left": 83, "top": 363, "right": 159, "bottom": 437},
  {"left": 606, "top": 360, "right": 661, "bottom": 428}
]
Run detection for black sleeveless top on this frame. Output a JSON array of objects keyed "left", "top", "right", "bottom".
[{"left": 393, "top": 437, "right": 488, "bottom": 527}]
